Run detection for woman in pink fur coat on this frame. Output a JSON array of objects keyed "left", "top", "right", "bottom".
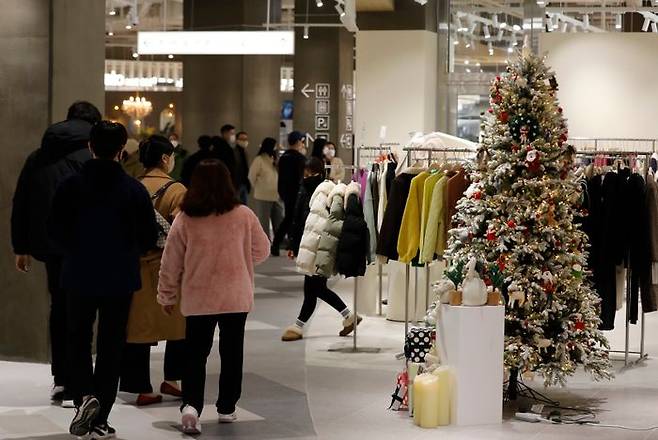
[{"left": 157, "top": 159, "right": 270, "bottom": 435}]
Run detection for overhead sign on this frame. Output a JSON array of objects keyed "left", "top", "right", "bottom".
[
  {"left": 315, "top": 116, "right": 330, "bottom": 131},
  {"left": 316, "top": 99, "right": 330, "bottom": 115},
  {"left": 316, "top": 83, "right": 330, "bottom": 98},
  {"left": 138, "top": 31, "right": 295, "bottom": 55}
]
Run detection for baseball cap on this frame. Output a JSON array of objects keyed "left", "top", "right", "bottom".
[{"left": 288, "top": 131, "right": 306, "bottom": 146}]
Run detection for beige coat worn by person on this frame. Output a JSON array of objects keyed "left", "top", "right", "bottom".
[
  {"left": 328, "top": 157, "right": 345, "bottom": 183},
  {"left": 127, "top": 168, "right": 187, "bottom": 343},
  {"left": 248, "top": 153, "right": 279, "bottom": 202}
]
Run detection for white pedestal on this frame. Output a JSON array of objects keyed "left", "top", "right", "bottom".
[{"left": 438, "top": 305, "right": 504, "bottom": 426}]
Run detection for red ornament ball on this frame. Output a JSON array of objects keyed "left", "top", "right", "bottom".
[
  {"left": 575, "top": 321, "right": 586, "bottom": 331},
  {"left": 486, "top": 231, "right": 496, "bottom": 241},
  {"left": 473, "top": 191, "right": 482, "bottom": 200},
  {"left": 507, "top": 220, "right": 516, "bottom": 228},
  {"left": 499, "top": 111, "right": 509, "bottom": 123}
]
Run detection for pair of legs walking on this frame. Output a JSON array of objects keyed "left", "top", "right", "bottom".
[
  {"left": 253, "top": 199, "right": 284, "bottom": 240},
  {"left": 45, "top": 258, "right": 68, "bottom": 394},
  {"left": 271, "top": 197, "right": 296, "bottom": 253},
  {"left": 120, "top": 340, "right": 184, "bottom": 401}
]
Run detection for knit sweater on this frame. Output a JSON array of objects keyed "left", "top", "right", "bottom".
[
  {"left": 420, "top": 175, "right": 448, "bottom": 263},
  {"left": 397, "top": 171, "right": 430, "bottom": 264},
  {"left": 157, "top": 206, "right": 270, "bottom": 316}
]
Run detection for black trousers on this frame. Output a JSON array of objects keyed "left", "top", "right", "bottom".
[
  {"left": 182, "top": 313, "right": 247, "bottom": 416},
  {"left": 272, "top": 197, "right": 296, "bottom": 249},
  {"left": 120, "top": 340, "right": 185, "bottom": 394},
  {"left": 45, "top": 257, "right": 67, "bottom": 387},
  {"left": 67, "top": 292, "right": 132, "bottom": 424},
  {"left": 298, "top": 276, "right": 347, "bottom": 323}
]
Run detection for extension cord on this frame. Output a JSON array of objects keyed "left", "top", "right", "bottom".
[{"left": 515, "top": 412, "right": 544, "bottom": 423}]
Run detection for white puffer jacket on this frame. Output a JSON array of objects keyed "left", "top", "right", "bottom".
[
  {"left": 315, "top": 183, "right": 347, "bottom": 277},
  {"left": 296, "top": 180, "right": 335, "bottom": 274}
]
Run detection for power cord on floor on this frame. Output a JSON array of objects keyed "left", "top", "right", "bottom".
[{"left": 514, "top": 412, "right": 658, "bottom": 431}]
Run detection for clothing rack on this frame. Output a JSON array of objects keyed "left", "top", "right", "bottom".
[
  {"left": 355, "top": 144, "right": 399, "bottom": 317},
  {"left": 573, "top": 140, "right": 656, "bottom": 368},
  {"left": 400, "top": 145, "right": 476, "bottom": 339},
  {"left": 324, "top": 162, "right": 379, "bottom": 354}
]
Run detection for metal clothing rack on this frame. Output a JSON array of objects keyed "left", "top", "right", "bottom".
[
  {"left": 399, "top": 145, "right": 476, "bottom": 339},
  {"left": 573, "top": 138, "right": 656, "bottom": 368},
  {"left": 355, "top": 144, "right": 400, "bottom": 316},
  {"left": 324, "top": 160, "right": 380, "bottom": 354}
]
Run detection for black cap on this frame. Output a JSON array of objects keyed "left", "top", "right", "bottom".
[{"left": 288, "top": 131, "right": 305, "bottom": 146}]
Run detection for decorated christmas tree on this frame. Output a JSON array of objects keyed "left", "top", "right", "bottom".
[{"left": 445, "top": 48, "right": 612, "bottom": 386}]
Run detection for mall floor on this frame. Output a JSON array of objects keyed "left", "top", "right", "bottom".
[{"left": 1, "top": 257, "right": 658, "bottom": 439}]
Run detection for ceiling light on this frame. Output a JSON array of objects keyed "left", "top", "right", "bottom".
[
  {"left": 492, "top": 15, "right": 499, "bottom": 28},
  {"left": 512, "top": 24, "right": 521, "bottom": 31},
  {"left": 335, "top": 4, "right": 346, "bottom": 17},
  {"left": 512, "top": 37, "right": 519, "bottom": 47},
  {"left": 475, "top": 62, "right": 481, "bottom": 67},
  {"left": 465, "top": 41, "right": 471, "bottom": 48},
  {"left": 488, "top": 42, "right": 494, "bottom": 55},
  {"left": 453, "top": 37, "right": 459, "bottom": 45},
  {"left": 507, "top": 46, "right": 513, "bottom": 54},
  {"left": 552, "top": 15, "right": 559, "bottom": 30},
  {"left": 536, "top": 0, "right": 545, "bottom": 5},
  {"left": 109, "top": 9, "right": 116, "bottom": 16},
  {"left": 497, "top": 28, "right": 504, "bottom": 41},
  {"left": 107, "top": 31, "right": 114, "bottom": 36},
  {"left": 465, "top": 68, "right": 471, "bottom": 73},
  {"left": 616, "top": 14, "right": 622, "bottom": 30},
  {"left": 464, "top": 59, "right": 470, "bottom": 65},
  {"left": 126, "top": 24, "right": 133, "bottom": 30},
  {"left": 168, "top": 54, "right": 174, "bottom": 59},
  {"left": 483, "top": 25, "right": 491, "bottom": 39},
  {"left": 642, "top": 17, "right": 651, "bottom": 32},
  {"left": 132, "top": 51, "right": 139, "bottom": 58},
  {"left": 469, "top": 21, "right": 478, "bottom": 34},
  {"left": 303, "top": 26, "right": 309, "bottom": 39},
  {"left": 113, "top": 105, "right": 119, "bottom": 111},
  {"left": 316, "top": 0, "right": 323, "bottom": 6}
]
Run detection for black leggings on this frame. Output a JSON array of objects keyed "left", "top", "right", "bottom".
[{"left": 298, "top": 276, "right": 348, "bottom": 323}]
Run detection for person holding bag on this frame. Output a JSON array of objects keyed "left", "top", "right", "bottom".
[
  {"left": 119, "top": 135, "right": 187, "bottom": 406},
  {"left": 158, "top": 159, "right": 270, "bottom": 435}
]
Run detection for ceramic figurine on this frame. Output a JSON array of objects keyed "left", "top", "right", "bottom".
[{"left": 461, "top": 257, "right": 488, "bottom": 306}]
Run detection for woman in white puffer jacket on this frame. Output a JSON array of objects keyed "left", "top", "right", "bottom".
[{"left": 282, "top": 158, "right": 362, "bottom": 342}]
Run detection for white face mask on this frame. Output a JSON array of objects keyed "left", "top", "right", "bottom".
[
  {"left": 170, "top": 140, "right": 179, "bottom": 148},
  {"left": 237, "top": 140, "right": 249, "bottom": 148},
  {"left": 229, "top": 134, "right": 237, "bottom": 145},
  {"left": 324, "top": 147, "right": 336, "bottom": 159},
  {"left": 165, "top": 155, "right": 175, "bottom": 173}
]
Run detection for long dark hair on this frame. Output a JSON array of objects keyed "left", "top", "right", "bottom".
[
  {"left": 311, "top": 138, "right": 327, "bottom": 160},
  {"left": 258, "top": 137, "right": 277, "bottom": 157},
  {"left": 180, "top": 159, "right": 239, "bottom": 217}
]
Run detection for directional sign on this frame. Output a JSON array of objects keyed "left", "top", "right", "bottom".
[
  {"left": 301, "top": 83, "right": 314, "bottom": 98},
  {"left": 315, "top": 99, "right": 330, "bottom": 115},
  {"left": 315, "top": 115, "right": 330, "bottom": 131},
  {"left": 345, "top": 100, "right": 353, "bottom": 116},
  {"left": 315, "top": 132, "right": 329, "bottom": 140},
  {"left": 345, "top": 116, "right": 353, "bottom": 132},
  {"left": 316, "top": 83, "right": 330, "bottom": 98},
  {"left": 341, "top": 84, "right": 353, "bottom": 100},
  {"left": 340, "top": 133, "right": 353, "bottom": 149}
]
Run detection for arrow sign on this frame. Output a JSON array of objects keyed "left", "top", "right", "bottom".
[{"left": 301, "top": 83, "right": 315, "bottom": 98}]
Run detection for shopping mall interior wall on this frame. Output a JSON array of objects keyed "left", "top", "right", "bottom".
[
  {"left": 541, "top": 33, "right": 658, "bottom": 140},
  {"left": 51, "top": 0, "right": 105, "bottom": 123},
  {"left": 354, "top": 30, "right": 437, "bottom": 147},
  {"left": 0, "top": 0, "right": 51, "bottom": 362}
]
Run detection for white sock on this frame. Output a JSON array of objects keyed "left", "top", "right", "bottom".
[{"left": 340, "top": 308, "right": 352, "bottom": 319}]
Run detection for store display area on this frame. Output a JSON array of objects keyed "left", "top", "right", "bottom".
[{"left": 0, "top": 257, "right": 656, "bottom": 439}]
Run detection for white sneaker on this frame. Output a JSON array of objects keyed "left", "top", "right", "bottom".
[
  {"left": 181, "top": 405, "right": 202, "bottom": 435},
  {"left": 218, "top": 412, "right": 237, "bottom": 423}
]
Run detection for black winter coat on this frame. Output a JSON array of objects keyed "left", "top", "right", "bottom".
[
  {"left": 48, "top": 159, "right": 158, "bottom": 296},
  {"left": 336, "top": 193, "right": 370, "bottom": 278},
  {"left": 376, "top": 172, "right": 415, "bottom": 261},
  {"left": 278, "top": 149, "right": 307, "bottom": 203},
  {"left": 214, "top": 139, "right": 238, "bottom": 186},
  {"left": 180, "top": 148, "right": 216, "bottom": 187},
  {"left": 288, "top": 174, "right": 324, "bottom": 255},
  {"left": 11, "top": 119, "right": 93, "bottom": 260}
]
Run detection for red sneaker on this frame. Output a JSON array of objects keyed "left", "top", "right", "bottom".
[
  {"left": 160, "top": 382, "right": 183, "bottom": 398},
  {"left": 136, "top": 394, "right": 163, "bottom": 406}
]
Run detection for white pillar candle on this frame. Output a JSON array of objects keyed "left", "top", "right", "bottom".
[
  {"left": 413, "top": 374, "right": 440, "bottom": 428},
  {"left": 408, "top": 363, "right": 422, "bottom": 416},
  {"left": 433, "top": 366, "right": 452, "bottom": 426}
]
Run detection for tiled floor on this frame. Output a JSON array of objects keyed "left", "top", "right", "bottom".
[{"left": 2, "top": 257, "right": 658, "bottom": 439}]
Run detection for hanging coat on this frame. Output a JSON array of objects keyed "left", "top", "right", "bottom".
[
  {"left": 337, "top": 187, "right": 370, "bottom": 278},
  {"left": 296, "top": 180, "right": 335, "bottom": 275},
  {"left": 315, "top": 183, "right": 347, "bottom": 277}
]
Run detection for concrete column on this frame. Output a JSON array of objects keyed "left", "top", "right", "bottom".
[
  {"left": 354, "top": 1, "right": 438, "bottom": 147},
  {"left": 182, "top": 0, "right": 282, "bottom": 157},
  {"left": 292, "top": 0, "right": 354, "bottom": 162},
  {"left": 0, "top": 0, "right": 105, "bottom": 362}
]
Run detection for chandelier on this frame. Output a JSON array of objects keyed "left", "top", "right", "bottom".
[{"left": 122, "top": 95, "right": 153, "bottom": 120}]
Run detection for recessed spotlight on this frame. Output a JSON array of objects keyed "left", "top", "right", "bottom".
[
  {"left": 109, "top": 9, "right": 116, "bottom": 16},
  {"left": 113, "top": 105, "right": 119, "bottom": 111},
  {"left": 168, "top": 54, "right": 174, "bottom": 59},
  {"left": 512, "top": 24, "right": 521, "bottom": 31},
  {"left": 507, "top": 46, "right": 514, "bottom": 53},
  {"left": 132, "top": 52, "right": 139, "bottom": 58},
  {"left": 125, "top": 24, "right": 132, "bottom": 30},
  {"left": 316, "top": 0, "right": 323, "bottom": 6},
  {"left": 107, "top": 31, "right": 114, "bottom": 36},
  {"left": 465, "top": 68, "right": 471, "bottom": 73},
  {"left": 488, "top": 42, "right": 494, "bottom": 56}
]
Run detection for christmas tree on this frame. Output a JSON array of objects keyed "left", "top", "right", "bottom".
[{"left": 445, "top": 48, "right": 612, "bottom": 386}]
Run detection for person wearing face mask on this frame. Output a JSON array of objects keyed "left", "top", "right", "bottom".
[
  {"left": 168, "top": 133, "right": 188, "bottom": 183},
  {"left": 119, "top": 135, "right": 187, "bottom": 407},
  {"left": 221, "top": 124, "right": 237, "bottom": 146},
  {"left": 324, "top": 142, "right": 345, "bottom": 183},
  {"left": 234, "top": 131, "right": 251, "bottom": 205}
]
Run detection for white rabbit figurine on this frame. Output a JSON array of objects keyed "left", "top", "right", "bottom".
[
  {"left": 434, "top": 278, "right": 456, "bottom": 304},
  {"left": 461, "top": 257, "right": 488, "bottom": 306}
]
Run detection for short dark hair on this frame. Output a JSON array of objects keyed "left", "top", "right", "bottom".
[
  {"left": 288, "top": 131, "right": 305, "bottom": 147},
  {"left": 326, "top": 141, "right": 336, "bottom": 149},
  {"left": 236, "top": 131, "right": 248, "bottom": 140},
  {"left": 139, "top": 135, "right": 175, "bottom": 169},
  {"left": 220, "top": 124, "right": 235, "bottom": 134},
  {"left": 181, "top": 159, "right": 239, "bottom": 217},
  {"left": 258, "top": 137, "right": 277, "bottom": 157},
  {"left": 306, "top": 157, "right": 325, "bottom": 175},
  {"left": 89, "top": 121, "right": 128, "bottom": 160},
  {"left": 197, "top": 135, "right": 212, "bottom": 150},
  {"left": 67, "top": 101, "right": 102, "bottom": 124},
  {"left": 210, "top": 135, "right": 226, "bottom": 148}
]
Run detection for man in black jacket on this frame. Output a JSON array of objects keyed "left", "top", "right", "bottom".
[
  {"left": 234, "top": 130, "right": 251, "bottom": 205},
  {"left": 11, "top": 100, "right": 101, "bottom": 402},
  {"left": 180, "top": 135, "right": 214, "bottom": 187},
  {"left": 271, "top": 131, "right": 307, "bottom": 256},
  {"left": 48, "top": 121, "right": 158, "bottom": 439},
  {"left": 211, "top": 135, "right": 237, "bottom": 186}
]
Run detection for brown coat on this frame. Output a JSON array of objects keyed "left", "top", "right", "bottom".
[{"left": 126, "top": 168, "right": 187, "bottom": 343}]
